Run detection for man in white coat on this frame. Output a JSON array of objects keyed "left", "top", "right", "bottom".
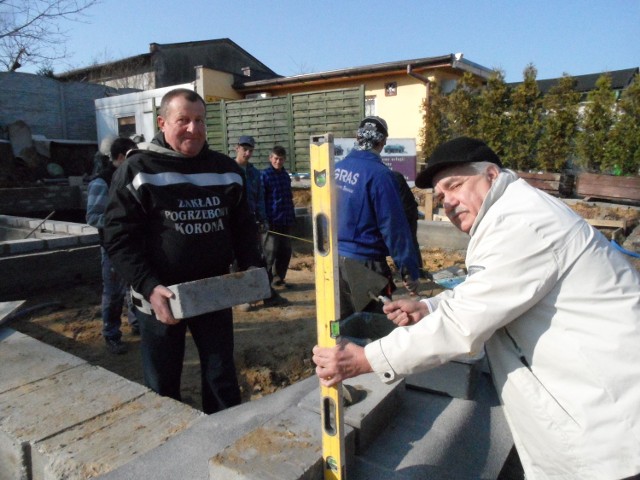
[{"left": 313, "top": 137, "right": 640, "bottom": 480}]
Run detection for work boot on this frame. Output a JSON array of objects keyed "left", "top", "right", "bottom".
[
  {"left": 263, "top": 292, "right": 290, "bottom": 307},
  {"left": 271, "top": 276, "right": 293, "bottom": 289},
  {"left": 105, "top": 337, "right": 127, "bottom": 355}
]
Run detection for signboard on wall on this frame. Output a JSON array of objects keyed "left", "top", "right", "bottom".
[{"left": 334, "top": 138, "right": 417, "bottom": 182}]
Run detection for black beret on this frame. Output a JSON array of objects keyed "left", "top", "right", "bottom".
[{"left": 415, "top": 137, "right": 502, "bottom": 188}]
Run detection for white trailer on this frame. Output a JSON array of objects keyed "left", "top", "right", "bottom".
[{"left": 94, "top": 83, "right": 194, "bottom": 146}]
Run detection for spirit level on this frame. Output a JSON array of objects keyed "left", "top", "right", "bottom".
[{"left": 310, "top": 134, "right": 346, "bottom": 480}]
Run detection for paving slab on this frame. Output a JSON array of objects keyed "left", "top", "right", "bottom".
[
  {"left": 32, "top": 392, "right": 203, "bottom": 480},
  {"left": 298, "top": 373, "right": 403, "bottom": 452},
  {"left": 209, "top": 405, "right": 355, "bottom": 480}
]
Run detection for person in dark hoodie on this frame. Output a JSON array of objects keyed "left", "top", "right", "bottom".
[
  {"left": 103, "top": 88, "right": 262, "bottom": 414},
  {"left": 86, "top": 136, "right": 139, "bottom": 355}
]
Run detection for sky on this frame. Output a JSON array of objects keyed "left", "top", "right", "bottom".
[{"left": 22, "top": 0, "right": 639, "bottom": 83}]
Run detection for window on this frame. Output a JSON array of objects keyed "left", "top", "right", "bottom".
[
  {"left": 365, "top": 96, "right": 376, "bottom": 116},
  {"left": 117, "top": 116, "right": 136, "bottom": 138}
]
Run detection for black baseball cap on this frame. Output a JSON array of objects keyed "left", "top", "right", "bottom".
[{"left": 415, "top": 137, "right": 502, "bottom": 188}]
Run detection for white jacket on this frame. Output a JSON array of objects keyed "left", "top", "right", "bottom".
[{"left": 365, "top": 171, "right": 640, "bottom": 479}]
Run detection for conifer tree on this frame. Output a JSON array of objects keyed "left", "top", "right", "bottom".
[
  {"left": 603, "top": 74, "right": 640, "bottom": 175},
  {"left": 537, "top": 75, "right": 581, "bottom": 172},
  {"left": 443, "top": 72, "right": 481, "bottom": 138},
  {"left": 505, "top": 64, "right": 543, "bottom": 171},
  {"left": 476, "top": 70, "right": 511, "bottom": 159},
  {"left": 576, "top": 74, "right": 617, "bottom": 172},
  {"left": 419, "top": 80, "right": 447, "bottom": 162}
]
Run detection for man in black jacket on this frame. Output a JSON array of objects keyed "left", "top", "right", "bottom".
[{"left": 103, "top": 88, "right": 262, "bottom": 414}]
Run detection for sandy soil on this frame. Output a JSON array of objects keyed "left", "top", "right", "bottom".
[{"left": 6, "top": 199, "right": 638, "bottom": 413}]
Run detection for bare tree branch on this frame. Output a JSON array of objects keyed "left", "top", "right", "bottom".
[{"left": 0, "top": 0, "right": 99, "bottom": 71}]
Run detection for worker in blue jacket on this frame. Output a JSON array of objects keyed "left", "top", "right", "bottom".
[{"left": 335, "top": 116, "right": 420, "bottom": 319}]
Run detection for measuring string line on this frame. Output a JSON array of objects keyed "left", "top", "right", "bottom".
[{"left": 265, "top": 230, "right": 433, "bottom": 278}]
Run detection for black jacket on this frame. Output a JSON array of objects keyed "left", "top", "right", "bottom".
[{"left": 103, "top": 133, "right": 261, "bottom": 299}]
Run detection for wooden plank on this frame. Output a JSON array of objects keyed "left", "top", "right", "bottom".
[
  {"left": 576, "top": 173, "right": 640, "bottom": 202},
  {"left": 586, "top": 219, "right": 627, "bottom": 230}
]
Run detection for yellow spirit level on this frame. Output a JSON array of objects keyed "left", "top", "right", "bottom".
[{"left": 310, "top": 134, "right": 346, "bottom": 480}]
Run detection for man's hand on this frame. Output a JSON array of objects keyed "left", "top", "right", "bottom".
[
  {"left": 149, "top": 285, "right": 179, "bottom": 325},
  {"left": 383, "top": 298, "right": 428, "bottom": 327},
  {"left": 312, "top": 340, "right": 372, "bottom": 387}
]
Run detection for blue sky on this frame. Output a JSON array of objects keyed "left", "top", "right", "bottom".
[{"left": 28, "top": 0, "right": 639, "bottom": 83}]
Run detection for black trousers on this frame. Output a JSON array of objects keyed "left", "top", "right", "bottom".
[
  {"left": 262, "top": 224, "right": 292, "bottom": 282},
  {"left": 135, "top": 307, "right": 241, "bottom": 414}
]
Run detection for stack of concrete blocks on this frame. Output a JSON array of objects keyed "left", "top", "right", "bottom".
[{"left": 0, "top": 327, "right": 203, "bottom": 480}]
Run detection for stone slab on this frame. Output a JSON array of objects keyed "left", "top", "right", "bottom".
[
  {"left": 168, "top": 268, "right": 271, "bottom": 319},
  {"left": 31, "top": 392, "right": 203, "bottom": 480},
  {"left": 298, "top": 373, "right": 403, "bottom": 452},
  {"left": 405, "top": 354, "right": 485, "bottom": 400},
  {"left": 209, "top": 406, "right": 355, "bottom": 480},
  {"left": 0, "top": 302, "right": 24, "bottom": 327},
  {"left": 0, "top": 328, "right": 86, "bottom": 393}
]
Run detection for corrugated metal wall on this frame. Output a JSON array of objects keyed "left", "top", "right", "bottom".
[
  {"left": 206, "top": 86, "right": 364, "bottom": 172},
  {"left": 0, "top": 72, "right": 130, "bottom": 141}
]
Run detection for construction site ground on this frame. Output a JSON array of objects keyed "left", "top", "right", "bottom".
[{"left": 7, "top": 249, "right": 466, "bottom": 412}]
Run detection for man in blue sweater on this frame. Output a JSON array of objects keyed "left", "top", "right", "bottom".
[{"left": 335, "top": 116, "right": 420, "bottom": 319}]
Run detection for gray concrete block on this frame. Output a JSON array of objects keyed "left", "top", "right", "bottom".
[
  {"left": 298, "top": 373, "right": 403, "bottom": 453},
  {"left": 44, "top": 236, "right": 79, "bottom": 249},
  {"left": 5, "top": 238, "right": 45, "bottom": 254},
  {"left": 31, "top": 392, "right": 203, "bottom": 480},
  {"left": 0, "top": 430, "right": 28, "bottom": 480},
  {"left": 209, "top": 406, "right": 355, "bottom": 480},
  {"left": 168, "top": 268, "right": 271, "bottom": 319},
  {"left": 0, "top": 360, "right": 147, "bottom": 478},
  {"left": 405, "top": 354, "right": 485, "bottom": 400},
  {"left": 418, "top": 220, "right": 469, "bottom": 251},
  {"left": 0, "top": 328, "right": 85, "bottom": 393},
  {"left": 0, "top": 363, "right": 148, "bottom": 442},
  {"left": 0, "top": 363, "right": 148, "bottom": 480}
]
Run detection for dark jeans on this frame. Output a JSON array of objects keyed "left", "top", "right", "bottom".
[
  {"left": 101, "top": 248, "right": 137, "bottom": 340},
  {"left": 135, "top": 307, "right": 241, "bottom": 415},
  {"left": 262, "top": 224, "right": 292, "bottom": 282}
]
